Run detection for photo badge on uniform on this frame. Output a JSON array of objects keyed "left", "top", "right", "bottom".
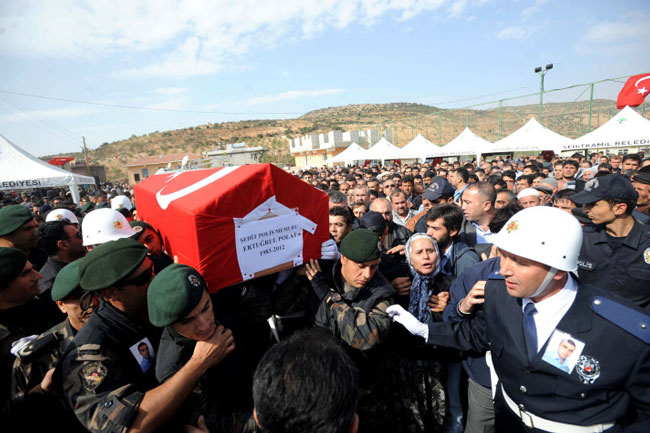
[
  {"left": 541, "top": 329, "right": 585, "bottom": 374},
  {"left": 129, "top": 337, "right": 155, "bottom": 373}
]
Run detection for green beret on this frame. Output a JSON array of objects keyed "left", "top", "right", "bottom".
[
  {"left": 339, "top": 228, "right": 380, "bottom": 263},
  {"left": 52, "top": 258, "right": 84, "bottom": 301},
  {"left": 129, "top": 221, "right": 149, "bottom": 240},
  {"left": 0, "top": 248, "right": 27, "bottom": 287},
  {"left": 0, "top": 205, "right": 34, "bottom": 236},
  {"left": 147, "top": 264, "right": 206, "bottom": 327},
  {"left": 79, "top": 238, "right": 148, "bottom": 291}
]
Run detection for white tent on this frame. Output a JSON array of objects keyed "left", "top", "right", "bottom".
[
  {"left": 486, "top": 118, "right": 571, "bottom": 155},
  {"left": 437, "top": 127, "right": 492, "bottom": 160},
  {"left": 399, "top": 134, "right": 440, "bottom": 161},
  {"left": 0, "top": 134, "right": 95, "bottom": 204},
  {"left": 563, "top": 106, "right": 650, "bottom": 152},
  {"left": 363, "top": 138, "right": 404, "bottom": 164},
  {"left": 328, "top": 142, "right": 368, "bottom": 165}
]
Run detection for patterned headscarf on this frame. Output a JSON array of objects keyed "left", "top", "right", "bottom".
[{"left": 405, "top": 233, "right": 441, "bottom": 324}]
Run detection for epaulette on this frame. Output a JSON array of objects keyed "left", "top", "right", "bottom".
[
  {"left": 487, "top": 270, "right": 504, "bottom": 280},
  {"left": 591, "top": 296, "right": 650, "bottom": 344}
]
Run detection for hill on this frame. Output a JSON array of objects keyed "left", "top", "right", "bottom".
[{"left": 46, "top": 99, "right": 639, "bottom": 181}]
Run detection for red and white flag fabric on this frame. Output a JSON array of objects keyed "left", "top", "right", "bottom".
[
  {"left": 134, "top": 163, "right": 329, "bottom": 292},
  {"left": 617, "top": 73, "right": 650, "bottom": 109}
]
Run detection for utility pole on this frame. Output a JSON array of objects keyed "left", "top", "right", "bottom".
[
  {"left": 534, "top": 63, "right": 553, "bottom": 123},
  {"left": 82, "top": 136, "right": 91, "bottom": 168}
]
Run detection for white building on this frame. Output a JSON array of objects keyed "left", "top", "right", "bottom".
[{"left": 290, "top": 128, "right": 393, "bottom": 169}]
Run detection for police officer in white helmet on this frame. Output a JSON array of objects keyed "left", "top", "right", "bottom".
[
  {"left": 388, "top": 206, "right": 650, "bottom": 432},
  {"left": 81, "top": 208, "right": 137, "bottom": 250}
]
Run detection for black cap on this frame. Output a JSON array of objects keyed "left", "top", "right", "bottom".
[
  {"left": 359, "top": 211, "right": 386, "bottom": 236},
  {"left": 422, "top": 177, "right": 455, "bottom": 201},
  {"left": 632, "top": 166, "right": 650, "bottom": 185},
  {"left": 571, "top": 174, "right": 639, "bottom": 205}
]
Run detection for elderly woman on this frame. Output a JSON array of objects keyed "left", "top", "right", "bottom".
[{"left": 374, "top": 233, "right": 452, "bottom": 433}]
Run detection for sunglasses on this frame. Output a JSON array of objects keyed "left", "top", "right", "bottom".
[
  {"left": 64, "top": 231, "right": 83, "bottom": 241},
  {"left": 117, "top": 265, "right": 154, "bottom": 288}
]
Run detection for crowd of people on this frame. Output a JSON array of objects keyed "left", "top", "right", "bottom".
[{"left": 0, "top": 149, "right": 650, "bottom": 433}]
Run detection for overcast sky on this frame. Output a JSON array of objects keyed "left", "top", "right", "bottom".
[{"left": 0, "top": 0, "right": 648, "bottom": 156}]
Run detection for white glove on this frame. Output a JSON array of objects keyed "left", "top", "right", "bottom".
[
  {"left": 10, "top": 334, "right": 38, "bottom": 356},
  {"left": 320, "top": 239, "right": 340, "bottom": 261},
  {"left": 386, "top": 304, "right": 429, "bottom": 340}
]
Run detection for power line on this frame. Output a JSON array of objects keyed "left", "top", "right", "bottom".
[
  {"left": 0, "top": 98, "right": 82, "bottom": 149},
  {"left": 0, "top": 89, "right": 305, "bottom": 115},
  {"left": 0, "top": 93, "right": 83, "bottom": 142}
]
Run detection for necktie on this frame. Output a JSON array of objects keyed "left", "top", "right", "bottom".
[{"left": 523, "top": 302, "right": 538, "bottom": 362}]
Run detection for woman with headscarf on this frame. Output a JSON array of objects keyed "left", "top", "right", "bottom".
[{"left": 374, "top": 233, "right": 452, "bottom": 433}]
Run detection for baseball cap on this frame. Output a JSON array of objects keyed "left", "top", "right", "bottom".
[
  {"left": 422, "top": 177, "right": 455, "bottom": 201},
  {"left": 571, "top": 174, "right": 639, "bottom": 205}
]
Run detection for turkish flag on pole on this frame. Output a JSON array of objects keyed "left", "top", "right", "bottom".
[{"left": 616, "top": 73, "right": 650, "bottom": 109}]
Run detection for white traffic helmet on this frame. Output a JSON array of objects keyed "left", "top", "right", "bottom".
[
  {"left": 491, "top": 206, "right": 582, "bottom": 272},
  {"left": 111, "top": 195, "right": 133, "bottom": 211},
  {"left": 45, "top": 208, "right": 79, "bottom": 224},
  {"left": 81, "top": 208, "right": 137, "bottom": 246}
]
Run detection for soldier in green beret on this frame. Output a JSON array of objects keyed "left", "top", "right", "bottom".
[
  {"left": 0, "top": 205, "right": 47, "bottom": 270},
  {"left": 11, "top": 258, "right": 95, "bottom": 398},
  {"left": 59, "top": 238, "right": 238, "bottom": 433},
  {"left": 304, "top": 228, "right": 395, "bottom": 433},
  {"left": 0, "top": 247, "right": 59, "bottom": 407},
  {"left": 129, "top": 220, "right": 174, "bottom": 274},
  {"left": 148, "top": 264, "right": 252, "bottom": 432}
]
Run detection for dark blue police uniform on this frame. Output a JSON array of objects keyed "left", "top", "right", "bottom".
[
  {"left": 426, "top": 277, "right": 650, "bottom": 432},
  {"left": 578, "top": 220, "right": 650, "bottom": 310}
]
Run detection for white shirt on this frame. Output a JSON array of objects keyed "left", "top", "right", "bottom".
[
  {"left": 522, "top": 275, "right": 578, "bottom": 353},
  {"left": 392, "top": 209, "right": 415, "bottom": 227}
]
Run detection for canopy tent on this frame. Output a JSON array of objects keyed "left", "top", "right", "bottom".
[
  {"left": 399, "top": 134, "right": 441, "bottom": 161},
  {"left": 0, "top": 134, "right": 95, "bottom": 204},
  {"left": 562, "top": 106, "right": 650, "bottom": 152},
  {"left": 327, "top": 142, "right": 368, "bottom": 165},
  {"left": 486, "top": 118, "right": 571, "bottom": 155},
  {"left": 363, "top": 137, "right": 403, "bottom": 164},
  {"left": 437, "top": 127, "right": 492, "bottom": 160}
]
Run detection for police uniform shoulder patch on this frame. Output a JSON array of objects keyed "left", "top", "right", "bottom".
[
  {"left": 591, "top": 296, "right": 650, "bottom": 344},
  {"left": 79, "top": 361, "right": 108, "bottom": 393},
  {"left": 644, "top": 247, "right": 650, "bottom": 265}
]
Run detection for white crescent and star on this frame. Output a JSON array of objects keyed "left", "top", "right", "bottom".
[
  {"left": 634, "top": 75, "right": 650, "bottom": 95},
  {"left": 155, "top": 166, "right": 241, "bottom": 210}
]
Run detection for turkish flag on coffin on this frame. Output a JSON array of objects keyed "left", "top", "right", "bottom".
[
  {"left": 616, "top": 73, "right": 650, "bottom": 109},
  {"left": 134, "top": 163, "right": 329, "bottom": 292}
]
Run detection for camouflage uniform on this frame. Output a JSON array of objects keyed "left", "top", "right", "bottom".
[
  {"left": 313, "top": 260, "right": 395, "bottom": 433},
  {"left": 11, "top": 318, "right": 76, "bottom": 398},
  {"left": 59, "top": 300, "right": 161, "bottom": 433},
  {"left": 314, "top": 260, "right": 394, "bottom": 351},
  {"left": 0, "top": 298, "right": 59, "bottom": 404}
]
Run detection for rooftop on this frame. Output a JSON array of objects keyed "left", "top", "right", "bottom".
[{"left": 126, "top": 152, "right": 202, "bottom": 167}]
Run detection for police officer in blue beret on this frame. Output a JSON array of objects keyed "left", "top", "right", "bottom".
[
  {"left": 388, "top": 206, "right": 650, "bottom": 432},
  {"left": 572, "top": 174, "right": 650, "bottom": 310}
]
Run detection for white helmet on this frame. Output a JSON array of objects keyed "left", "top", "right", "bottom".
[
  {"left": 491, "top": 206, "right": 582, "bottom": 272},
  {"left": 81, "top": 208, "right": 137, "bottom": 246},
  {"left": 45, "top": 208, "right": 79, "bottom": 224},
  {"left": 111, "top": 195, "right": 133, "bottom": 211}
]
